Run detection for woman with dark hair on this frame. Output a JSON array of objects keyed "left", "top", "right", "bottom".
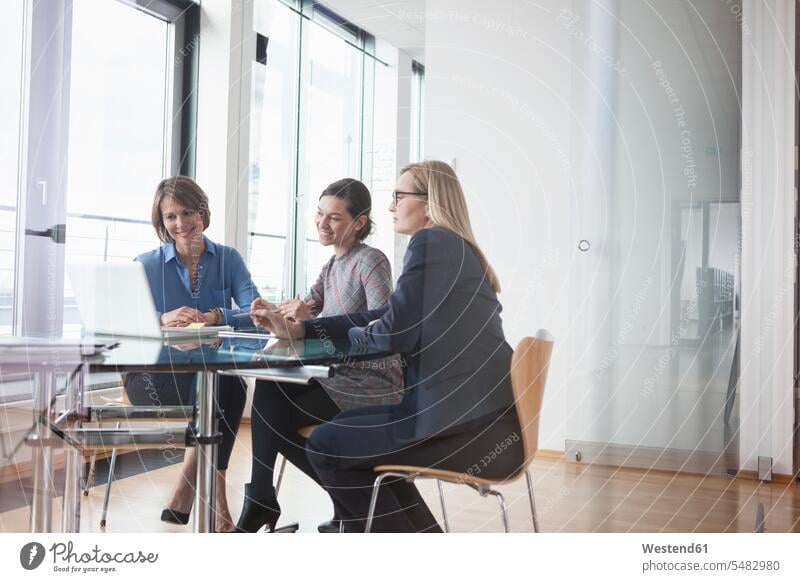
[
  {"left": 124, "top": 176, "right": 259, "bottom": 532},
  {"left": 235, "top": 178, "right": 403, "bottom": 532},
  {"left": 250, "top": 161, "right": 522, "bottom": 532}
]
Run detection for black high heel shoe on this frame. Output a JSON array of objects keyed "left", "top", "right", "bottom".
[
  {"left": 317, "top": 515, "right": 342, "bottom": 533},
  {"left": 160, "top": 508, "right": 191, "bottom": 525},
  {"left": 234, "top": 484, "right": 281, "bottom": 533}
]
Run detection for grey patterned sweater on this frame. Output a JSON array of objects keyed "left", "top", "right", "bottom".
[{"left": 305, "top": 243, "right": 404, "bottom": 410}]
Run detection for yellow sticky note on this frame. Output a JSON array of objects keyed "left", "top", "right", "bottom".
[{"left": 186, "top": 322, "right": 207, "bottom": 329}]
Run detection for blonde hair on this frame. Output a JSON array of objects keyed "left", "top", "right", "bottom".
[{"left": 400, "top": 160, "right": 501, "bottom": 292}]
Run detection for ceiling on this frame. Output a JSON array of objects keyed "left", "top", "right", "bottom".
[{"left": 319, "top": 0, "right": 427, "bottom": 62}]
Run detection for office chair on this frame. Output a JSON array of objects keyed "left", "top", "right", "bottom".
[{"left": 365, "top": 330, "right": 554, "bottom": 533}]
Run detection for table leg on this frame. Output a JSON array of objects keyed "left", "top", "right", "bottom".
[
  {"left": 62, "top": 364, "right": 84, "bottom": 532},
  {"left": 30, "top": 370, "right": 56, "bottom": 533},
  {"left": 194, "top": 371, "right": 218, "bottom": 533}
]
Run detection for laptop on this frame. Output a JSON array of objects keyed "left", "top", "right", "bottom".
[{"left": 67, "top": 262, "right": 231, "bottom": 339}]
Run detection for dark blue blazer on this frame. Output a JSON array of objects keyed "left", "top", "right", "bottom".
[{"left": 304, "top": 226, "right": 514, "bottom": 439}]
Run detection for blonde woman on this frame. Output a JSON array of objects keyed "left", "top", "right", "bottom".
[{"left": 250, "top": 161, "right": 522, "bottom": 532}]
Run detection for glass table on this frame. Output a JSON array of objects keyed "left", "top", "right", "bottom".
[{"left": 2, "top": 334, "right": 388, "bottom": 533}]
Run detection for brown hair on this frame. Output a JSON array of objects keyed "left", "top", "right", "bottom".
[
  {"left": 400, "top": 160, "right": 501, "bottom": 292},
  {"left": 151, "top": 176, "right": 211, "bottom": 243},
  {"left": 320, "top": 178, "right": 374, "bottom": 242}
]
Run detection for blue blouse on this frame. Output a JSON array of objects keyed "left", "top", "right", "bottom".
[{"left": 135, "top": 236, "right": 259, "bottom": 327}]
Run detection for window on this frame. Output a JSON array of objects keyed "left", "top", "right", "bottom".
[
  {"left": 249, "top": 0, "right": 396, "bottom": 299},
  {"left": 61, "top": 0, "right": 198, "bottom": 332},
  {"left": 297, "top": 13, "right": 364, "bottom": 292},
  {"left": 365, "top": 40, "right": 400, "bottom": 271},
  {"left": 0, "top": 2, "right": 25, "bottom": 336},
  {"left": 248, "top": 0, "right": 300, "bottom": 301},
  {"left": 62, "top": 0, "right": 170, "bottom": 331},
  {"left": 0, "top": 0, "right": 198, "bottom": 337}
]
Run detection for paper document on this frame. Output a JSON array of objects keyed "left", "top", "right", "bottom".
[{"left": 161, "top": 325, "right": 233, "bottom": 338}]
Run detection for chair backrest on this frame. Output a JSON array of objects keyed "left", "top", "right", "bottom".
[{"left": 510, "top": 329, "right": 554, "bottom": 468}]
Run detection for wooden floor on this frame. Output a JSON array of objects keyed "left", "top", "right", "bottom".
[{"left": 1, "top": 425, "right": 799, "bottom": 533}]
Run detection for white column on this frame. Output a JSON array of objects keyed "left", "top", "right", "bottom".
[
  {"left": 16, "top": 0, "right": 73, "bottom": 337},
  {"left": 740, "top": 0, "right": 796, "bottom": 476},
  {"left": 195, "top": 0, "right": 254, "bottom": 254},
  {"left": 391, "top": 49, "right": 415, "bottom": 274}
]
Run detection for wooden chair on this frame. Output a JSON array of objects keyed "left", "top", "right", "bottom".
[{"left": 365, "top": 329, "right": 554, "bottom": 533}]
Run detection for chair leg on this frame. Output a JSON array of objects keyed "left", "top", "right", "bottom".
[
  {"left": 436, "top": 479, "right": 450, "bottom": 533},
  {"left": 274, "top": 455, "right": 287, "bottom": 497},
  {"left": 83, "top": 453, "right": 97, "bottom": 495},
  {"left": 263, "top": 457, "right": 295, "bottom": 533},
  {"left": 365, "top": 473, "right": 389, "bottom": 533},
  {"left": 99, "top": 448, "right": 117, "bottom": 528},
  {"left": 525, "top": 469, "right": 539, "bottom": 533},
  {"left": 100, "top": 422, "right": 121, "bottom": 528},
  {"left": 486, "top": 489, "right": 510, "bottom": 533},
  {"left": 365, "top": 472, "right": 408, "bottom": 533}
]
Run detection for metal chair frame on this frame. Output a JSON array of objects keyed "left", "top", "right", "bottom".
[
  {"left": 364, "top": 469, "right": 539, "bottom": 533},
  {"left": 81, "top": 399, "right": 193, "bottom": 529},
  {"left": 364, "top": 331, "right": 553, "bottom": 533},
  {"left": 273, "top": 424, "right": 343, "bottom": 533}
]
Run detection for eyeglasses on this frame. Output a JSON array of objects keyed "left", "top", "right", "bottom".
[{"left": 391, "top": 190, "right": 428, "bottom": 206}]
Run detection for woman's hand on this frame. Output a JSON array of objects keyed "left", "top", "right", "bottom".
[
  {"left": 250, "top": 298, "right": 305, "bottom": 339},
  {"left": 277, "top": 295, "right": 316, "bottom": 321},
  {"left": 160, "top": 306, "right": 207, "bottom": 327}
]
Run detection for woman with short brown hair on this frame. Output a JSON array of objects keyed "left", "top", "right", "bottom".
[{"left": 124, "top": 176, "right": 259, "bottom": 531}]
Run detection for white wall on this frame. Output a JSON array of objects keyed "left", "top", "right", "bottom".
[{"left": 423, "top": 0, "right": 573, "bottom": 451}]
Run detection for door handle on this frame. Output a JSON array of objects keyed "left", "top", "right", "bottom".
[{"left": 25, "top": 224, "right": 66, "bottom": 244}]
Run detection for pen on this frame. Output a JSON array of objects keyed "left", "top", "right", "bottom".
[{"left": 233, "top": 308, "right": 282, "bottom": 319}]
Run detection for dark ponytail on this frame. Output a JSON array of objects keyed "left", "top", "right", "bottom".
[{"left": 320, "top": 178, "right": 374, "bottom": 241}]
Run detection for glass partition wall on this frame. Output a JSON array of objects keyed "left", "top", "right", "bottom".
[{"left": 567, "top": 0, "right": 742, "bottom": 476}]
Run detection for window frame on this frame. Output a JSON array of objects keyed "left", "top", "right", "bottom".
[
  {"left": 410, "top": 60, "right": 425, "bottom": 163},
  {"left": 247, "top": 0, "right": 388, "bottom": 299}
]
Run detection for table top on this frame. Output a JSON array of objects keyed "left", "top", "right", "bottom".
[{"left": 0, "top": 334, "right": 389, "bottom": 373}]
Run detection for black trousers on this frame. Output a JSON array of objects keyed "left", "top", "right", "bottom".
[
  {"left": 123, "top": 372, "right": 247, "bottom": 471},
  {"left": 249, "top": 379, "right": 340, "bottom": 500},
  {"left": 306, "top": 406, "right": 524, "bottom": 532}
]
